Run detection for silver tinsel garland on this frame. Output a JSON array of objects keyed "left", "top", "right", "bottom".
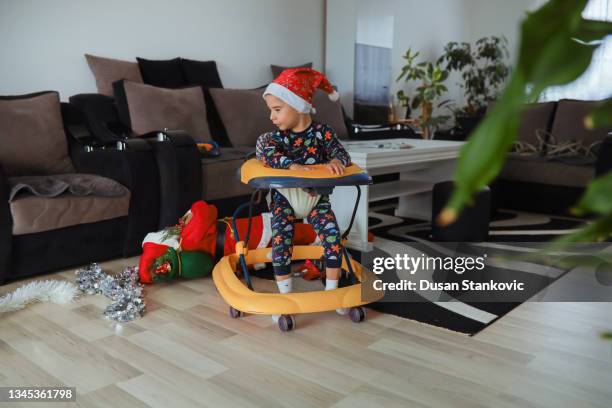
[{"left": 75, "top": 263, "right": 145, "bottom": 322}]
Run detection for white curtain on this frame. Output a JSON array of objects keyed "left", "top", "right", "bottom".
[{"left": 537, "top": 0, "right": 612, "bottom": 101}]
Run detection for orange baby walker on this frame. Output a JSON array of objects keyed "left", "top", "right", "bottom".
[{"left": 212, "top": 158, "right": 383, "bottom": 331}]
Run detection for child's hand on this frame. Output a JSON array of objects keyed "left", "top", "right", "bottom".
[
  {"left": 325, "top": 158, "right": 345, "bottom": 175},
  {"left": 289, "top": 163, "right": 312, "bottom": 171}
]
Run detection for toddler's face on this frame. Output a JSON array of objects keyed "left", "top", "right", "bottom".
[{"left": 264, "top": 94, "right": 300, "bottom": 131}]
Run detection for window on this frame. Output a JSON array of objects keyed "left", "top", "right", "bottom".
[{"left": 539, "top": 0, "right": 612, "bottom": 101}]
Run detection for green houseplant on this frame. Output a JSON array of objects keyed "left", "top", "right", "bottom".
[
  {"left": 439, "top": 36, "right": 511, "bottom": 135},
  {"left": 395, "top": 49, "right": 451, "bottom": 139},
  {"left": 436, "top": 0, "right": 611, "bottom": 339}
]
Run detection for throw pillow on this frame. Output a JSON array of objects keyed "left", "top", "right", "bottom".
[
  {"left": 85, "top": 54, "right": 143, "bottom": 97},
  {"left": 550, "top": 99, "right": 611, "bottom": 147},
  {"left": 209, "top": 88, "right": 273, "bottom": 147},
  {"left": 312, "top": 90, "right": 349, "bottom": 140},
  {"left": 0, "top": 91, "right": 75, "bottom": 176},
  {"left": 180, "top": 58, "right": 223, "bottom": 88},
  {"left": 136, "top": 57, "right": 187, "bottom": 88},
  {"left": 516, "top": 102, "right": 557, "bottom": 153},
  {"left": 113, "top": 80, "right": 211, "bottom": 142}
]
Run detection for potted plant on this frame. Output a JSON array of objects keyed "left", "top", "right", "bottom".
[
  {"left": 396, "top": 49, "right": 451, "bottom": 139},
  {"left": 439, "top": 36, "right": 511, "bottom": 135}
]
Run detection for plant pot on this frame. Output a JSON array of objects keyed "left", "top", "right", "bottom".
[{"left": 456, "top": 114, "right": 485, "bottom": 137}]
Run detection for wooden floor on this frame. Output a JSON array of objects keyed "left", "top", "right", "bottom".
[{"left": 0, "top": 257, "right": 611, "bottom": 408}]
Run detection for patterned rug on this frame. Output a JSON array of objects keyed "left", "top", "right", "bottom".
[{"left": 363, "top": 202, "right": 597, "bottom": 335}]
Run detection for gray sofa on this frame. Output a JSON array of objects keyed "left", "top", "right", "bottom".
[
  {"left": 493, "top": 99, "right": 612, "bottom": 214},
  {"left": 71, "top": 84, "right": 349, "bottom": 218}
]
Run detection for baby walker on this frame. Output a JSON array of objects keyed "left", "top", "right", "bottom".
[{"left": 212, "top": 158, "right": 383, "bottom": 331}]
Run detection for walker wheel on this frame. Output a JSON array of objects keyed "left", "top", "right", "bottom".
[
  {"left": 278, "top": 314, "right": 296, "bottom": 332},
  {"left": 229, "top": 307, "right": 244, "bottom": 318},
  {"left": 349, "top": 307, "right": 366, "bottom": 323}
]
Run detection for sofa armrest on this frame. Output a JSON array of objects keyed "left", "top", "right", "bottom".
[
  {"left": 138, "top": 129, "right": 197, "bottom": 147},
  {"left": 595, "top": 134, "right": 612, "bottom": 177},
  {"left": 69, "top": 93, "right": 132, "bottom": 143},
  {"left": 0, "top": 164, "right": 13, "bottom": 283},
  {"left": 72, "top": 146, "right": 160, "bottom": 256},
  {"left": 125, "top": 130, "right": 201, "bottom": 227},
  {"left": 145, "top": 130, "right": 202, "bottom": 228}
]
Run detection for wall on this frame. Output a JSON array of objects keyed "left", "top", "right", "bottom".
[
  {"left": 325, "top": 0, "right": 357, "bottom": 117},
  {"left": 326, "top": 0, "right": 534, "bottom": 118},
  {"left": 0, "top": 0, "right": 324, "bottom": 99},
  {"left": 356, "top": 0, "right": 394, "bottom": 48}
]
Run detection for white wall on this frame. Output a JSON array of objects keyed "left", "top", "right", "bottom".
[
  {"left": 356, "top": 0, "right": 394, "bottom": 48},
  {"left": 325, "top": 0, "right": 357, "bottom": 117},
  {"left": 0, "top": 0, "right": 324, "bottom": 99},
  {"left": 326, "top": 0, "right": 534, "bottom": 119}
]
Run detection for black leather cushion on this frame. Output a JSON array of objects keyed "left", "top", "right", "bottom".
[
  {"left": 137, "top": 57, "right": 186, "bottom": 88},
  {"left": 181, "top": 58, "right": 223, "bottom": 88}
]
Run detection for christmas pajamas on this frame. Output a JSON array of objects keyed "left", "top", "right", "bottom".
[
  {"left": 270, "top": 190, "right": 343, "bottom": 275},
  {"left": 257, "top": 122, "right": 351, "bottom": 276}
]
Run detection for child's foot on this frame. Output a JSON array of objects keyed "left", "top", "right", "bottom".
[
  {"left": 272, "top": 278, "right": 292, "bottom": 323},
  {"left": 325, "top": 278, "right": 348, "bottom": 315}
]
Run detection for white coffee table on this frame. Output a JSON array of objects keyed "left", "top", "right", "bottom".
[{"left": 329, "top": 138, "right": 465, "bottom": 252}]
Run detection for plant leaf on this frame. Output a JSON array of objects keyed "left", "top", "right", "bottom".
[
  {"left": 585, "top": 98, "right": 612, "bottom": 129},
  {"left": 572, "top": 173, "right": 612, "bottom": 216}
]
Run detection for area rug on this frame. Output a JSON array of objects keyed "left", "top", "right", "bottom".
[{"left": 363, "top": 202, "right": 602, "bottom": 335}]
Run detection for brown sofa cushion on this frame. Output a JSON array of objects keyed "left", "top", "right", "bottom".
[
  {"left": 200, "top": 147, "right": 253, "bottom": 200},
  {"left": 117, "top": 81, "right": 211, "bottom": 142},
  {"left": 0, "top": 92, "right": 75, "bottom": 177},
  {"left": 85, "top": 54, "right": 143, "bottom": 97},
  {"left": 517, "top": 102, "right": 557, "bottom": 148},
  {"left": 209, "top": 88, "right": 274, "bottom": 147},
  {"left": 271, "top": 62, "right": 313, "bottom": 78},
  {"left": 500, "top": 154, "right": 594, "bottom": 188},
  {"left": 312, "top": 90, "right": 349, "bottom": 140},
  {"left": 9, "top": 173, "right": 128, "bottom": 202},
  {"left": 550, "top": 99, "right": 611, "bottom": 147},
  {"left": 10, "top": 191, "right": 131, "bottom": 235}
]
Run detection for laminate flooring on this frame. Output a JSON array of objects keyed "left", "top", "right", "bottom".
[{"left": 0, "top": 257, "right": 610, "bottom": 408}]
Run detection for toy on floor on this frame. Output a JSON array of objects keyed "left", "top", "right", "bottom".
[
  {"left": 299, "top": 259, "right": 324, "bottom": 281},
  {"left": 138, "top": 200, "right": 321, "bottom": 284},
  {"left": 212, "top": 159, "right": 384, "bottom": 332}
]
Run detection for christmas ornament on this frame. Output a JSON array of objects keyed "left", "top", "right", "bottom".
[
  {"left": 138, "top": 200, "right": 320, "bottom": 284},
  {"left": 75, "top": 263, "right": 145, "bottom": 322},
  {"left": 0, "top": 280, "right": 78, "bottom": 313}
]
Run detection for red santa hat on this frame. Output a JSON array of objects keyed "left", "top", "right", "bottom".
[{"left": 263, "top": 68, "right": 340, "bottom": 114}]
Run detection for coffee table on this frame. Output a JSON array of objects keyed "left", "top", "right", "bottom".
[{"left": 329, "top": 138, "right": 465, "bottom": 252}]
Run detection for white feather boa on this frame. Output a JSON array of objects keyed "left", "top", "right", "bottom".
[{"left": 0, "top": 280, "right": 78, "bottom": 313}]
